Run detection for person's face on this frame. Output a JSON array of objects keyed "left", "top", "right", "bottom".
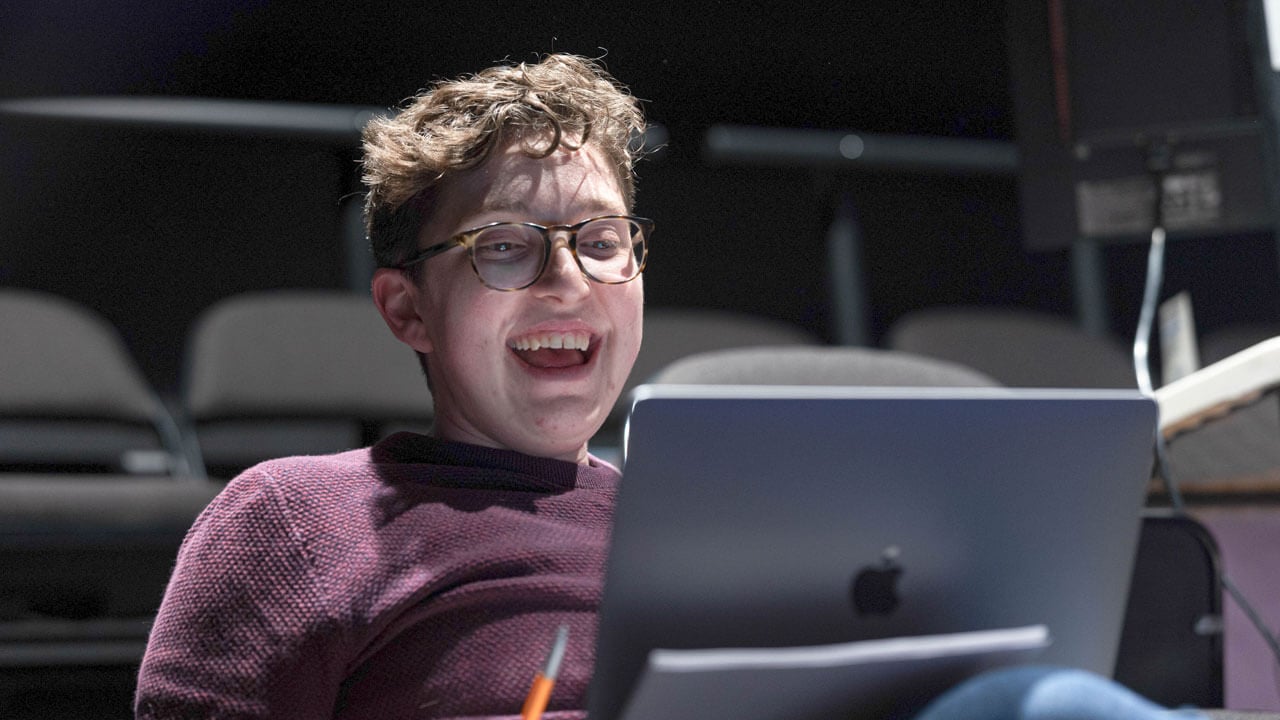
[{"left": 377, "top": 142, "right": 643, "bottom": 463}]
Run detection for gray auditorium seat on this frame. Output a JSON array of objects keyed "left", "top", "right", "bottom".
[
  {"left": 592, "top": 308, "right": 822, "bottom": 455},
  {"left": 0, "top": 288, "right": 196, "bottom": 476},
  {"left": 648, "top": 345, "right": 999, "bottom": 387},
  {"left": 0, "top": 475, "right": 222, "bottom": 719},
  {"left": 886, "top": 305, "right": 1136, "bottom": 388},
  {"left": 1200, "top": 322, "right": 1280, "bottom": 366},
  {"left": 183, "top": 289, "right": 433, "bottom": 478}
]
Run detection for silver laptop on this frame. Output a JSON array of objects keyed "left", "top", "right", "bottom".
[{"left": 587, "top": 385, "right": 1158, "bottom": 720}]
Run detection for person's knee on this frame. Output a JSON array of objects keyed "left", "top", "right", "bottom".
[{"left": 915, "top": 666, "right": 1203, "bottom": 720}]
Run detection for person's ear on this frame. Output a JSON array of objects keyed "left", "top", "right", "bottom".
[{"left": 371, "top": 268, "right": 434, "bottom": 354}]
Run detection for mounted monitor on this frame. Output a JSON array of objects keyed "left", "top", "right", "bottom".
[{"left": 1007, "top": 0, "right": 1279, "bottom": 250}]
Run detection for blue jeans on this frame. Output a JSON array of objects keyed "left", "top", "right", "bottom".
[{"left": 915, "top": 667, "right": 1210, "bottom": 720}]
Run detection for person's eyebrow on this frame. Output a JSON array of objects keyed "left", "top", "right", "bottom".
[
  {"left": 569, "top": 199, "right": 626, "bottom": 218},
  {"left": 479, "top": 199, "right": 530, "bottom": 216}
]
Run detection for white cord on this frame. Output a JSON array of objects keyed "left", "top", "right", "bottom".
[{"left": 1133, "top": 226, "right": 1165, "bottom": 398}]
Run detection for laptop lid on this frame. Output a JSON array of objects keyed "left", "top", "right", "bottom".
[{"left": 587, "top": 385, "right": 1158, "bottom": 720}]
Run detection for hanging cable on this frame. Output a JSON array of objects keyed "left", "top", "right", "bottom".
[{"left": 1133, "top": 143, "right": 1280, "bottom": 675}]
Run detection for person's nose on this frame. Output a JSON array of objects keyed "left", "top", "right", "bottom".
[{"left": 531, "top": 233, "right": 590, "bottom": 301}]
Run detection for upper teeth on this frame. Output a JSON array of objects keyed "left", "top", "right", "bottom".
[{"left": 510, "top": 332, "right": 590, "bottom": 351}]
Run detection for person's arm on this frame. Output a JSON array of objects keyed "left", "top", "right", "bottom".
[{"left": 135, "top": 467, "right": 344, "bottom": 719}]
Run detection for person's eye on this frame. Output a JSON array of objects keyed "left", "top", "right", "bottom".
[
  {"left": 474, "top": 231, "right": 535, "bottom": 262},
  {"left": 579, "top": 227, "right": 628, "bottom": 258}
]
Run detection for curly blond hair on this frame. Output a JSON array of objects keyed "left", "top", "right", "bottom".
[{"left": 362, "top": 54, "right": 646, "bottom": 268}]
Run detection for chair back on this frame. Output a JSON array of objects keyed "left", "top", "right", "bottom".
[
  {"left": 184, "top": 290, "right": 432, "bottom": 477},
  {"left": 0, "top": 475, "right": 222, "bottom": 717},
  {"left": 1200, "top": 321, "right": 1280, "bottom": 366},
  {"left": 614, "top": 307, "right": 821, "bottom": 417},
  {"left": 0, "top": 289, "right": 193, "bottom": 475},
  {"left": 649, "top": 345, "right": 999, "bottom": 387},
  {"left": 887, "top": 306, "right": 1135, "bottom": 388}
]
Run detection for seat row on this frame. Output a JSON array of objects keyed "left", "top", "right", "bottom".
[
  {"left": 5, "top": 286, "right": 1186, "bottom": 480},
  {"left": 1, "top": 288, "right": 431, "bottom": 480}
]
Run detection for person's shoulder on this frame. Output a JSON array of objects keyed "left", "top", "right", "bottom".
[
  {"left": 253, "top": 445, "right": 376, "bottom": 472},
  {"left": 236, "top": 446, "right": 387, "bottom": 516},
  {"left": 182, "top": 447, "right": 385, "bottom": 541},
  {"left": 249, "top": 446, "right": 378, "bottom": 485},
  {"left": 194, "top": 448, "right": 398, "bottom": 576}
]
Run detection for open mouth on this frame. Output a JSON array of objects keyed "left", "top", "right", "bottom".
[{"left": 508, "top": 331, "right": 595, "bottom": 369}]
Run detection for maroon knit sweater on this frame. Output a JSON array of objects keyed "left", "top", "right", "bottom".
[{"left": 135, "top": 432, "right": 620, "bottom": 719}]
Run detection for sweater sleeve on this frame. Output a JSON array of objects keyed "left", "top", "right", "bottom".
[{"left": 135, "top": 467, "right": 344, "bottom": 719}]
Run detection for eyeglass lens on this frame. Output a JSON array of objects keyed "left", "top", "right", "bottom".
[{"left": 471, "top": 217, "right": 645, "bottom": 290}]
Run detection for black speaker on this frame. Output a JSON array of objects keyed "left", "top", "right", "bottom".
[{"left": 1115, "top": 510, "right": 1224, "bottom": 708}]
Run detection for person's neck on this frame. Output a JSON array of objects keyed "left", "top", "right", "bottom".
[{"left": 428, "top": 424, "right": 590, "bottom": 465}]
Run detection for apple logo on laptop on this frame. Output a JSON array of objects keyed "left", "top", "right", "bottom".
[{"left": 851, "top": 546, "right": 902, "bottom": 616}]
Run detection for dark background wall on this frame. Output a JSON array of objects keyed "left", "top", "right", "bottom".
[{"left": 1, "top": 1, "right": 1276, "bottom": 392}]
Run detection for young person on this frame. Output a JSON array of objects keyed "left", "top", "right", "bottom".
[
  {"left": 135, "top": 53, "right": 1205, "bottom": 719},
  {"left": 136, "top": 53, "right": 646, "bottom": 719}
]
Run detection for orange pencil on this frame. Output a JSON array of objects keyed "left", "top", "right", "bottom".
[{"left": 521, "top": 624, "right": 569, "bottom": 720}]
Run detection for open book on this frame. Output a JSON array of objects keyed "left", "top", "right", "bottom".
[
  {"left": 618, "top": 625, "right": 1050, "bottom": 720},
  {"left": 1157, "top": 337, "right": 1280, "bottom": 434},
  {"left": 1155, "top": 337, "right": 1280, "bottom": 493}
]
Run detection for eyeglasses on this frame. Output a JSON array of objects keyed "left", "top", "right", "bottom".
[{"left": 397, "top": 214, "right": 652, "bottom": 291}]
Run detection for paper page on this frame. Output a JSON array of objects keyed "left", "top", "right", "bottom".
[{"left": 618, "top": 625, "right": 1050, "bottom": 720}]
